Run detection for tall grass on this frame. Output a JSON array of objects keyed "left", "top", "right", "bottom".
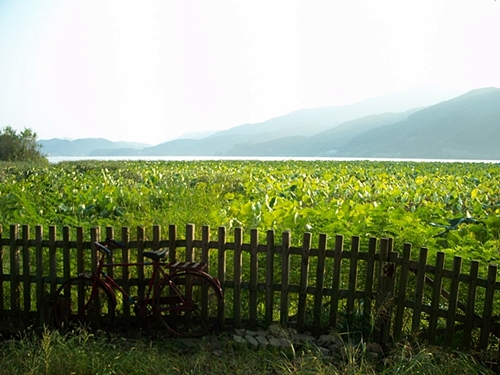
[{"left": 0, "top": 329, "right": 494, "bottom": 375}]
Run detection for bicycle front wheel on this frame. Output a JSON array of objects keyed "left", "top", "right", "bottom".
[
  {"left": 156, "top": 272, "right": 223, "bottom": 337},
  {"left": 53, "top": 276, "right": 116, "bottom": 332}
]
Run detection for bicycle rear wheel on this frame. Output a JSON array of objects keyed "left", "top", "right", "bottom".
[
  {"left": 53, "top": 276, "right": 116, "bottom": 332},
  {"left": 156, "top": 272, "right": 223, "bottom": 337}
]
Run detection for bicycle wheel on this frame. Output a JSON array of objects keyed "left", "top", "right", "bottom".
[
  {"left": 155, "top": 272, "right": 223, "bottom": 337},
  {"left": 53, "top": 276, "right": 116, "bottom": 332}
]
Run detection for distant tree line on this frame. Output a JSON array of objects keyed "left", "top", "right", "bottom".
[{"left": 0, "top": 126, "right": 47, "bottom": 163}]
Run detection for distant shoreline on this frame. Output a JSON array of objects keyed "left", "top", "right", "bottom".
[{"left": 47, "top": 156, "right": 500, "bottom": 164}]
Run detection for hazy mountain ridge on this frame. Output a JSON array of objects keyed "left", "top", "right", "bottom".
[
  {"left": 38, "top": 87, "right": 500, "bottom": 160},
  {"left": 40, "top": 138, "right": 150, "bottom": 156}
]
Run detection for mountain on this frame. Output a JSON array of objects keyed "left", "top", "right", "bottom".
[
  {"left": 39, "top": 87, "right": 500, "bottom": 160},
  {"left": 336, "top": 87, "right": 500, "bottom": 159},
  {"left": 142, "top": 87, "right": 458, "bottom": 156},
  {"left": 38, "top": 138, "right": 150, "bottom": 156},
  {"left": 223, "top": 109, "right": 420, "bottom": 156}
]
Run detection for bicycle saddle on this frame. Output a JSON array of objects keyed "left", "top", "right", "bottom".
[{"left": 142, "top": 248, "right": 169, "bottom": 261}]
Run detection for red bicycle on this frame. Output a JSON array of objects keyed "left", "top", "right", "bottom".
[{"left": 53, "top": 238, "right": 223, "bottom": 337}]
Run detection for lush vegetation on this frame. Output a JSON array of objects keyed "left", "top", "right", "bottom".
[
  {"left": 1, "top": 160, "right": 500, "bottom": 264},
  {"left": 2, "top": 160, "right": 500, "bottom": 373},
  {"left": 0, "top": 329, "right": 494, "bottom": 375},
  {"left": 0, "top": 126, "right": 48, "bottom": 164}
]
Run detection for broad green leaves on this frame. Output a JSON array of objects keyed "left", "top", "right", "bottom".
[{"left": 1, "top": 160, "right": 500, "bottom": 264}]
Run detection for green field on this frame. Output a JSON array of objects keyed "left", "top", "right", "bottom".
[{"left": 1, "top": 160, "right": 500, "bottom": 265}]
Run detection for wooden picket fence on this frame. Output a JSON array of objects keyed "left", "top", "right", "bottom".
[{"left": 1, "top": 223, "right": 500, "bottom": 351}]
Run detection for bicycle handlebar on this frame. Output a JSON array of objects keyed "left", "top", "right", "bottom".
[{"left": 94, "top": 238, "right": 125, "bottom": 255}]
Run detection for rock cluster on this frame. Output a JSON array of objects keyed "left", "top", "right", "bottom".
[{"left": 231, "top": 323, "right": 383, "bottom": 359}]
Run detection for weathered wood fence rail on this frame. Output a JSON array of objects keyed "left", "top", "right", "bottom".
[{"left": 1, "top": 223, "right": 500, "bottom": 350}]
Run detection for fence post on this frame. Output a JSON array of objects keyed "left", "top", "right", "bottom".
[
  {"left": 249, "top": 229, "right": 259, "bottom": 329},
  {"left": 233, "top": 227, "right": 243, "bottom": 326},
  {"left": 22, "top": 225, "right": 31, "bottom": 322},
  {"left": 201, "top": 225, "right": 210, "bottom": 269},
  {"left": 280, "top": 231, "right": 291, "bottom": 326},
  {"left": 106, "top": 227, "right": 114, "bottom": 279},
  {"left": 330, "top": 235, "right": 343, "bottom": 327},
  {"left": 428, "top": 251, "right": 445, "bottom": 344},
  {"left": 393, "top": 243, "right": 411, "bottom": 341},
  {"left": 217, "top": 226, "right": 227, "bottom": 328},
  {"left": 313, "top": 233, "right": 327, "bottom": 327},
  {"left": 35, "top": 225, "right": 43, "bottom": 314},
  {"left": 121, "top": 227, "right": 131, "bottom": 320},
  {"left": 10, "top": 224, "right": 20, "bottom": 319},
  {"left": 346, "top": 236, "right": 360, "bottom": 315},
  {"left": 185, "top": 224, "right": 194, "bottom": 262},
  {"left": 412, "top": 247, "right": 428, "bottom": 333},
  {"left": 297, "top": 232, "right": 311, "bottom": 331},
  {"left": 479, "top": 263, "right": 497, "bottom": 349},
  {"left": 265, "top": 230, "right": 275, "bottom": 326},
  {"left": 444, "top": 256, "right": 462, "bottom": 347},
  {"left": 463, "top": 260, "right": 479, "bottom": 350},
  {"left": 363, "top": 238, "right": 377, "bottom": 328},
  {"left": 137, "top": 226, "right": 145, "bottom": 301},
  {"left": 168, "top": 225, "right": 177, "bottom": 262},
  {"left": 375, "top": 238, "right": 395, "bottom": 344}
]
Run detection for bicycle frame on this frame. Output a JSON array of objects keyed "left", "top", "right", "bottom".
[{"left": 87, "top": 242, "right": 198, "bottom": 318}]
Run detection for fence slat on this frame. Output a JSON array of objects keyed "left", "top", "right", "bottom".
[
  {"left": 265, "top": 230, "right": 275, "bottom": 326},
  {"left": 136, "top": 227, "right": 145, "bottom": 301},
  {"left": 217, "top": 226, "right": 227, "bottom": 328},
  {"left": 168, "top": 225, "right": 177, "bottom": 262},
  {"left": 428, "top": 252, "right": 445, "bottom": 344},
  {"left": 35, "top": 226, "right": 43, "bottom": 314},
  {"left": 249, "top": 229, "right": 259, "bottom": 328},
  {"left": 280, "top": 231, "right": 291, "bottom": 326},
  {"left": 463, "top": 260, "right": 479, "bottom": 349},
  {"left": 479, "top": 264, "right": 497, "bottom": 349},
  {"left": 297, "top": 232, "right": 311, "bottom": 331},
  {"left": 76, "top": 227, "right": 84, "bottom": 276},
  {"left": 9, "top": 225, "right": 20, "bottom": 319},
  {"left": 121, "top": 227, "right": 131, "bottom": 320},
  {"left": 363, "top": 238, "right": 377, "bottom": 325},
  {"left": 444, "top": 256, "right": 462, "bottom": 347},
  {"left": 201, "top": 226, "right": 210, "bottom": 267},
  {"left": 329, "top": 235, "right": 343, "bottom": 327},
  {"left": 346, "top": 236, "right": 360, "bottom": 315},
  {"left": 233, "top": 228, "right": 243, "bottom": 326},
  {"left": 313, "top": 234, "right": 327, "bottom": 327},
  {"left": 185, "top": 224, "right": 194, "bottom": 262},
  {"left": 106, "top": 227, "right": 114, "bottom": 279},
  {"left": 393, "top": 243, "right": 411, "bottom": 341},
  {"left": 412, "top": 247, "right": 428, "bottom": 333},
  {"left": 22, "top": 225, "right": 31, "bottom": 322}
]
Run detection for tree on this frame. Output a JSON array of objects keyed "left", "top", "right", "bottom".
[{"left": 0, "top": 126, "right": 47, "bottom": 163}]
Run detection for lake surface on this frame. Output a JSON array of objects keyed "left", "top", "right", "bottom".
[{"left": 47, "top": 156, "right": 500, "bottom": 164}]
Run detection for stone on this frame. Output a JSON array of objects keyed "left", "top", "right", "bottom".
[
  {"left": 245, "top": 334, "right": 259, "bottom": 350},
  {"left": 317, "top": 334, "right": 340, "bottom": 347},
  {"left": 245, "top": 330, "right": 257, "bottom": 337},
  {"left": 234, "top": 329, "right": 246, "bottom": 336},
  {"left": 233, "top": 335, "right": 247, "bottom": 347},
  {"left": 294, "top": 333, "right": 316, "bottom": 346},
  {"left": 256, "top": 335, "right": 269, "bottom": 349},
  {"left": 268, "top": 337, "right": 281, "bottom": 349},
  {"left": 267, "top": 323, "right": 281, "bottom": 337}
]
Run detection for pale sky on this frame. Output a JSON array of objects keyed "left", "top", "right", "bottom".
[{"left": 0, "top": 0, "right": 499, "bottom": 145}]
